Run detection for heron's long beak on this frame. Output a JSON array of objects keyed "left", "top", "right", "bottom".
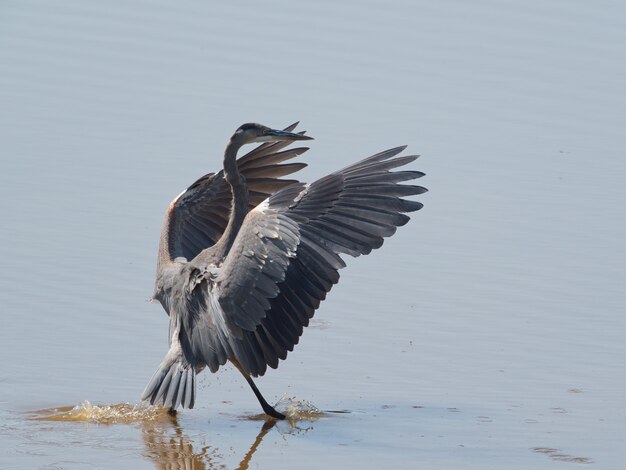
[{"left": 267, "top": 129, "right": 313, "bottom": 141}]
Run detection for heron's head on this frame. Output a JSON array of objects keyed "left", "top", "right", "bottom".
[{"left": 232, "top": 123, "right": 313, "bottom": 146}]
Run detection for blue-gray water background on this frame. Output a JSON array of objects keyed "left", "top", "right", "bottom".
[{"left": 1, "top": 1, "right": 625, "bottom": 468}]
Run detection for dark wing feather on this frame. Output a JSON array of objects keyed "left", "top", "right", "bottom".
[
  {"left": 159, "top": 123, "right": 309, "bottom": 265},
  {"left": 205, "top": 146, "right": 426, "bottom": 376},
  {"left": 216, "top": 198, "right": 302, "bottom": 334}
]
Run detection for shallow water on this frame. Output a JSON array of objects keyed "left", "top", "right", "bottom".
[{"left": 1, "top": 1, "right": 626, "bottom": 468}]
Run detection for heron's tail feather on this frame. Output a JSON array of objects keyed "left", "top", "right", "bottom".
[{"left": 141, "top": 346, "right": 196, "bottom": 410}]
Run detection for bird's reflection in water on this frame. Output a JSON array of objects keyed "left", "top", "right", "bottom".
[
  {"left": 29, "top": 401, "right": 321, "bottom": 469},
  {"left": 141, "top": 412, "right": 280, "bottom": 470},
  {"left": 236, "top": 420, "right": 277, "bottom": 470}
]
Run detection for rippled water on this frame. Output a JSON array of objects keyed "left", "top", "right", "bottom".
[{"left": 1, "top": 1, "right": 625, "bottom": 468}]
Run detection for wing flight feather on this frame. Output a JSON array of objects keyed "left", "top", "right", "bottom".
[{"left": 198, "top": 146, "right": 426, "bottom": 376}]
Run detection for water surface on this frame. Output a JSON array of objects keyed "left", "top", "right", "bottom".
[{"left": 1, "top": 1, "right": 625, "bottom": 468}]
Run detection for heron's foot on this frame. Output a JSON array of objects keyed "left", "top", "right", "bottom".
[{"left": 262, "top": 402, "right": 286, "bottom": 420}]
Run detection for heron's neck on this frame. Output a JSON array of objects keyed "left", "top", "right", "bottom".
[{"left": 214, "top": 139, "right": 249, "bottom": 259}]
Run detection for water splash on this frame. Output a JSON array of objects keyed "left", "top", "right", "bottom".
[
  {"left": 274, "top": 395, "right": 323, "bottom": 420},
  {"left": 29, "top": 401, "right": 171, "bottom": 424}
]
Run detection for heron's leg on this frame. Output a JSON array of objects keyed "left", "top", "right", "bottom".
[
  {"left": 231, "top": 358, "right": 286, "bottom": 420},
  {"left": 243, "top": 374, "right": 286, "bottom": 420}
]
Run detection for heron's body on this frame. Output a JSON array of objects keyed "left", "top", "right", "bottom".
[{"left": 142, "top": 123, "right": 426, "bottom": 418}]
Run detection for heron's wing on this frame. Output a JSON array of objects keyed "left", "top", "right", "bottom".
[
  {"left": 207, "top": 146, "right": 426, "bottom": 376},
  {"left": 160, "top": 123, "right": 309, "bottom": 264}
]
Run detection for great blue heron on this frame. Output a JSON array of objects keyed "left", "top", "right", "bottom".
[{"left": 142, "top": 122, "right": 426, "bottom": 419}]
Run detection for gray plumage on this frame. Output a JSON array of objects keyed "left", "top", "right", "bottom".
[{"left": 142, "top": 122, "right": 426, "bottom": 418}]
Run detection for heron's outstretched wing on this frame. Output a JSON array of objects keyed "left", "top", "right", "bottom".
[
  {"left": 203, "top": 146, "right": 426, "bottom": 376},
  {"left": 159, "top": 123, "right": 309, "bottom": 265}
]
